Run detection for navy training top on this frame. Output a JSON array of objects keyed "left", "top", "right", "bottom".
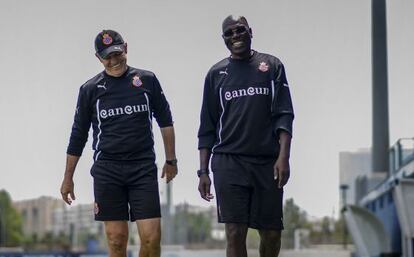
[
  {"left": 67, "top": 66, "right": 173, "bottom": 161},
  {"left": 198, "top": 50, "right": 294, "bottom": 158}
]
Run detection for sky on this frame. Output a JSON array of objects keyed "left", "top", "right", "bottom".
[{"left": 0, "top": 0, "right": 413, "bottom": 218}]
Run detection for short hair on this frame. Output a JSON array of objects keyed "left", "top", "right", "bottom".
[{"left": 222, "top": 15, "right": 250, "bottom": 33}]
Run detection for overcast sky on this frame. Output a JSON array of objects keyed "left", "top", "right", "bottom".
[{"left": 0, "top": 0, "right": 413, "bottom": 218}]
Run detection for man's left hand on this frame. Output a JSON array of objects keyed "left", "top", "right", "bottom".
[
  {"left": 274, "top": 157, "right": 290, "bottom": 188},
  {"left": 161, "top": 162, "right": 178, "bottom": 183}
]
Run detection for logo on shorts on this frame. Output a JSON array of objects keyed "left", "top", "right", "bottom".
[
  {"left": 102, "top": 34, "right": 113, "bottom": 45},
  {"left": 217, "top": 204, "right": 222, "bottom": 219},
  {"left": 132, "top": 75, "right": 143, "bottom": 87},
  {"left": 258, "top": 62, "right": 269, "bottom": 72},
  {"left": 94, "top": 203, "right": 99, "bottom": 215}
]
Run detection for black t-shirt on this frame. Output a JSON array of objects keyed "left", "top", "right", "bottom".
[
  {"left": 198, "top": 50, "right": 294, "bottom": 158},
  {"left": 67, "top": 66, "right": 173, "bottom": 161}
]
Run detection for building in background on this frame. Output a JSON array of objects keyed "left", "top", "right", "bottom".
[
  {"left": 12, "top": 191, "right": 224, "bottom": 249},
  {"left": 13, "top": 196, "right": 65, "bottom": 238},
  {"left": 14, "top": 196, "right": 105, "bottom": 251},
  {"left": 53, "top": 203, "right": 105, "bottom": 251},
  {"left": 53, "top": 204, "right": 102, "bottom": 236},
  {"left": 339, "top": 149, "right": 371, "bottom": 205}
]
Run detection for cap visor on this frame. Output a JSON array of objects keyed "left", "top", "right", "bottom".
[{"left": 98, "top": 44, "right": 125, "bottom": 58}]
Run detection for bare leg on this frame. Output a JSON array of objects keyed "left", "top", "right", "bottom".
[
  {"left": 226, "top": 223, "right": 248, "bottom": 257},
  {"left": 258, "top": 230, "right": 282, "bottom": 257},
  {"left": 104, "top": 221, "right": 129, "bottom": 257},
  {"left": 136, "top": 218, "right": 161, "bottom": 257}
]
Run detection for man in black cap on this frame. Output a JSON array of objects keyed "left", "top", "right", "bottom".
[
  {"left": 60, "top": 29, "right": 177, "bottom": 257},
  {"left": 198, "top": 16, "right": 294, "bottom": 257}
]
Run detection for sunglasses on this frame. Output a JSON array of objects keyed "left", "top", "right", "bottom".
[{"left": 223, "top": 26, "right": 248, "bottom": 38}]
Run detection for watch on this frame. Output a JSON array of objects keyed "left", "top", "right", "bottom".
[
  {"left": 197, "top": 169, "right": 210, "bottom": 177},
  {"left": 166, "top": 158, "right": 178, "bottom": 166}
]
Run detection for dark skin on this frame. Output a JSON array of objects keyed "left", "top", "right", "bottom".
[
  {"left": 198, "top": 15, "right": 291, "bottom": 257},
  {"left": 222, "top": 16, "right": 253, "bottom": 60}
]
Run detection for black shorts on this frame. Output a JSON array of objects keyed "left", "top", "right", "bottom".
[
  {"left": 90, "top": 160, "right": 161, "bottom": 221},
  {"left": 211, "top": 153, "right": 284, "bottom": 230}
]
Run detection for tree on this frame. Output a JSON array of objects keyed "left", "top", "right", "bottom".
[
  {"left": 23, "top": 231, "right": 71, "bottom": 251},
  {"left": 173, "top": 204, "right": 212, "bottom": 245},
  {"left": 246, "top": 229, "right": 260, "bottom": 249},
  {"left": 333, "top": 216, "right": 352, "bottom": 245},
  {"left": 186, "top": 212, "right": 211, "bottom": 243},
  {"left": 0, "top": 189, "right": 24, "bottom": 247},
  {"left": 282, "top": 198, "right": 309, "bottom": 249}
]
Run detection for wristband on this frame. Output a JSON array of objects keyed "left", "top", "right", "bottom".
[
  {"left": 166, "top": 158, "right": 178, "bottom": 166},
  {"left": 197, "top": 169, "right": 209, "bottom": 177}
]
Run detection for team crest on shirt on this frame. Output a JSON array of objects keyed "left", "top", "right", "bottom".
[
  {"left": 132, "top": 76, "right": 143, "bottom": 87},
  {"left": 102, "top": 34, "right": 113, "bottom": 45},
  {"left": 258, "top": 62, "right": 269, "bottom": 72},
  {"left": 94, "top": 203, "right": 99, "bottom": 215}
]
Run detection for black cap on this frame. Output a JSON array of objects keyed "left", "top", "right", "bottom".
[{"left": 95, "top": 30, "right": 125, "bottom": 58}]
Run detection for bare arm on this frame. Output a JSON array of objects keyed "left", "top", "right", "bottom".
[
  {"left": 198, "top": 148, "right": 214, "bottom": 201},
  {"left": 160, "top": 126, "right": 177, "bottom": 183},
  {"left": 274, "top": 130, "right": 292, "bottom": 188},
  {"left": 278, "top": 130, "right": 292, "bottom": 160},
  {"left": 60, "top": 154, "right": 80, "bottom": 205},
  {"left": 160, "top": 126, "right": 176, "bottom": 160},
  {"left": 199, "top": 148, "right": 211, "bottom": 171}
]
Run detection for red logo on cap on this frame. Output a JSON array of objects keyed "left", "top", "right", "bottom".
[
  {"left": 132, "top": 76, "right": 143, "bottom": 87},
  {"left": 102, "top": 34, "right": 113, "bottom": 45},
  {"left": 258, "top": 62, "right": 269, "bottom": 72}
]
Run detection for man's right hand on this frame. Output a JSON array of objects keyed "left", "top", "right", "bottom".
[
  {"left": 60, "top": 178, "right": 76, "bottom": 205},
  {"left": 198, "top": 174, "right": 214, "bottom": 201},
  {"left": 61, "top": 154, "right": 80, "bottom": 205}
]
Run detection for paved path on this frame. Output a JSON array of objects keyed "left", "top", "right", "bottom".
[
  {"left": 280, "top": 249, "right": 351, "bottom": 257},
  {"left": 160, "top": 249, "right": 351, "bottom": 257}
]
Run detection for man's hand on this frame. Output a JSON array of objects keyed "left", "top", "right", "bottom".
[
  {"left": 275, "top": 130, "right": 292, "bottom": 188},
  {"left": 61, "top": 154, "right": 80, "bottom": 205},
  {"left": 159, "top": 126, "right": 177, "bottom": 183},
  {"left": 161, "top": 163, "right": 177, "bottom": 183},
  {"left": 274, "top": 156, "right": 290, "bottom": 188},
  {"left": 60, "top": 178, "right": 76, "bottom": 205},
  {"left": 198, "top": 174, "right": 214, "bottom": 201}
]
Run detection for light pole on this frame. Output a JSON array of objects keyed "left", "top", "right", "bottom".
[
  {"left": 371, "top": 0, "right": 389, "bottom": 174},
  {"left": 340, "top": 184, "right": 349, "bottom": 249},
  {"left": 165, "top": 182, "right": 173, "bottom": 245}
]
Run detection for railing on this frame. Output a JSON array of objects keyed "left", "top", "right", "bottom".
[{"left": 389, "top": 138, "right": 414, "bottom": 174}]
